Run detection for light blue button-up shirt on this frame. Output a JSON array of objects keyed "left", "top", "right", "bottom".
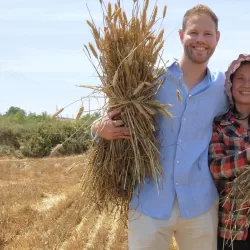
[{"left": 130, "top": 60, "right": 228, "bottom": 219}]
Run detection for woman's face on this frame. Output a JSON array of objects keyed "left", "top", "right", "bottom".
[{"left": 232, "top": 63, "right": 250, "bottom": 107}]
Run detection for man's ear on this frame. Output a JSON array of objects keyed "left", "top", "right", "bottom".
[
  {"left": 216, "top": 30, "right": 220, "bottom": 43},
  {"left": 179, "top": 29, "right": 184, "bottom": 43}
]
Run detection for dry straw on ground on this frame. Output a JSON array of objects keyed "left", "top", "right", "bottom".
[
  {"left": 0, "top": 156, "right": 178, "bottom": 249},
  {"left": 80, "top": 0, "right": 174, "bottom": 222}
]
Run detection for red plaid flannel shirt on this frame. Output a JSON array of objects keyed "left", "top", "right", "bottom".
[{"left": 209, "top": 112, "right": 250, "bottom": 241}]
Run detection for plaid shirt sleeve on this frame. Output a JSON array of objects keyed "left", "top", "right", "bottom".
[{"left": 209, "top": 123, "right": 248, "bottom": 180}]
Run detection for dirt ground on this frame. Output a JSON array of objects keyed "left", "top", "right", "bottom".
[{"left": 0, "top": 155, "right": 177, "bottom": 250}]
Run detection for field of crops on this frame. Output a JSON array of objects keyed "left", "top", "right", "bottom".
[{"left": 0, "top": 155, "right": 177, "bottom": 250}]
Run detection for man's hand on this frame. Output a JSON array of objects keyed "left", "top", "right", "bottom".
[{"left": 92, "top": 109, "right": 130, "bottom": 140}]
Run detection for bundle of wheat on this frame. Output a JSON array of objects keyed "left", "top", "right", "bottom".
[
  {"left": 222, "top": 166, "right": 250, "bottom": 242},
  {"left": 81, "top": 0, "right": 175, "bottom": 221}
]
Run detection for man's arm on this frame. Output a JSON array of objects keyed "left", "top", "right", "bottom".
[{"left": 91, "top": 109, "right": 130, "bottom": 140}]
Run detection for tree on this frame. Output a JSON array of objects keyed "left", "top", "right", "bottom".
[{"left": 5, "top": 106, "right": 26, "bottom": 117}]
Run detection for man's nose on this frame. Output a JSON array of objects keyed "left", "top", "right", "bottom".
[{"left": 195, "top": 34, "right": 206, "bottom": 43}]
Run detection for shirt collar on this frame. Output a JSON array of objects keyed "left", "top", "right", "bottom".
[
  {"left": 216, "top": 112, "right": 236, "bottom": 126},
  {"left": 166, "top": 58, "right": 212, "bottom": 82},
  {"left": 206, "top": 68, "right": 212, "bottom": 82}
]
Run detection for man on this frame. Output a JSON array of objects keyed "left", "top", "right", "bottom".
[{"left": 91, "top": 4, "right": 228, "bottom": 250}]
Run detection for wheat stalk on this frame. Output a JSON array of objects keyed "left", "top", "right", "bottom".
[
  {"left": 81, "top": 0, "right": 172, "bottom": 224},
  {"left": 76, "top": 106, "right": 85, "bottom": 120},
  {"left": 51, "top": 108, "right": 64, "bottom": 119}
]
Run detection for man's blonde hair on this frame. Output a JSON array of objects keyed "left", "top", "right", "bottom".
[{"left": 182, "top": 5, "right": 219, "bottom": 31}]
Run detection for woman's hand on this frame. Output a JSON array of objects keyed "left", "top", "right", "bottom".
[{"left": 246, "top": 147, "right": 250, "bottom": 162}]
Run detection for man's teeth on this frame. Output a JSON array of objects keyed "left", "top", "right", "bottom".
[{"left": 194, "top": 47, "right": 206, "bottom": 51}]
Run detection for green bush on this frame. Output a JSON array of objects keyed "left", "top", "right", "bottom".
[
  {"left": 0, "top": 120, "right": 34, "bottom": 149},
  {"left": 0, "top": 113, "right": 95, "bottom": 158},
  {"left": 0, "top": 126, "right": 21, "bottom": 149},
  {"left": 0, "top": 145, "right": 16, "bottom": 157},
  {"left": 19, "top": 121, "right": 91, "bottom": 157}
]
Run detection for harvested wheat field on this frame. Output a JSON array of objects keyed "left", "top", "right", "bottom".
[{"left": 0, "top": 154, "right": 177, "bottom": 250}]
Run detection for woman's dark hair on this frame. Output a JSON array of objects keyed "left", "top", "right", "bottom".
[{"left": 230, "top": 60, "right": 250, "bottom": 126}]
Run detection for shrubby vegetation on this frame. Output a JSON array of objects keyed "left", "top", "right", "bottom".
[{"left": 0, "top": 106, "right": 100, "bottom": 158}]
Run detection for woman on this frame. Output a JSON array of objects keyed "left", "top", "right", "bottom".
[{"left": 209, "top": 54, "right": 250, "bottom": 250}]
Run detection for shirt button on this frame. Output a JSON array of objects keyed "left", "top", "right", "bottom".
[
  {"left": 177, "top": 160, "right": 180, "bottom": 164},
  {"left": 179, "top": 139, "right": 182, "bottom": 142},
  {"left": 176, "top": 182, "right": 179, "bottom": 185},
  {"left": 183, "top": 118, "right": 187, "bottom": 121}
]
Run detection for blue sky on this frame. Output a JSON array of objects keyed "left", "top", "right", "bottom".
[{"left": 1, "top": 0, "right": 249, "bottom": 117}]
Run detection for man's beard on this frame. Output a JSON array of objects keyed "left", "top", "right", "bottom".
[{"left": 184, "top": 46, "right": 215, "bottom": 64}]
